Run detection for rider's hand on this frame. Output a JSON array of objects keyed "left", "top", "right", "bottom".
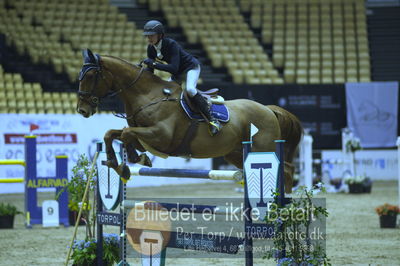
[{"left": 143, "top": 58, "right": 156, "bottom": 68}]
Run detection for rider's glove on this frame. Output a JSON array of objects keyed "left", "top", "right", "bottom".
[{"left": 143, "top": 58, "right": 156, "bottom": 68}]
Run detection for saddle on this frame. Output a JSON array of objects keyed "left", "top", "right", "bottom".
[
  {"left": 180, "top": 89, "right": 229, "bottom": 123},
  {"left": 183, "top": 88, "right": 224, "bottom": 112}
]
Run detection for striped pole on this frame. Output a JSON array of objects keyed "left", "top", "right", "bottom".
[{"left": 129, "top": 167, "right": 243, "bottom": 181}]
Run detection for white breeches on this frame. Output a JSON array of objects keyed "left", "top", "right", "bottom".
[
  {"left": 185, "top": 65, "right": 201, "bottom": 97},
  {"left": 168, "top": 65, "right": 201, "bottom": 97}
]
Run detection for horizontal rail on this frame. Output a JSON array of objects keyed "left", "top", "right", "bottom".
[
  {"left": 129, "top": 167, "right": 243, "bottom": 181},
  {"left": 0, "top": 160, "right": 26, "bottom": 166},
  {"left": 0, "top": 178, "right": 24, "bottom": 183}
]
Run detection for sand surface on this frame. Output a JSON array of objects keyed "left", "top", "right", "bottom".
[{"left": 0, "top": 181, "right": 399, "bottom": 265}]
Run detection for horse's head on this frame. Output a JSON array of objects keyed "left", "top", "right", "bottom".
[{"left": 77, "top": 49, "right": 114, "bottom": 117}]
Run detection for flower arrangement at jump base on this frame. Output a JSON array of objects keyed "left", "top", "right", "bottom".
[
  {"left": 345, "top": 137, "right": 362, "bottom": 153},
  {"left": 375, "top": 203, "right": 399, "bottom": 228},
  {"left": 62, "top": 154, "right": 121, "bottom": 265},
  {"left": 57, "top": 154, "right": 96, "bottom": 226},
  {"left": 70, "top": 233, "right": 120, "bottom": 266},
  {"left": 342, "top": 134, "right": 373, "bottom": 194},
  {"left": 344, "top": 174, "right": 372, "bottom": 194},
  {"left": 265, "top": 185, "right": 330, "bottom": 266}
]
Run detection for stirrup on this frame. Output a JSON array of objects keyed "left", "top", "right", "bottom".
[{"left": 208, "top": 120, "right": 222, "bottom": 136}]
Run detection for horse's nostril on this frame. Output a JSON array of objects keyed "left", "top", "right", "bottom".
[{"left": 78, "top": 108, "right": 87, "bottom": 115}]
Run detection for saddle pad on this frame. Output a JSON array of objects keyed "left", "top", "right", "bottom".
[{"left": 180, "top": 93, "right": 230, "bottom": 122}]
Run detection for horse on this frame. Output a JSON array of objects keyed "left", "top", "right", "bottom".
[{"left": 77, "top": 49, "right": 303, "bottom": 193}]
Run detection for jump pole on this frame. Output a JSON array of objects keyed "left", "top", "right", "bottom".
[{"left": 130, "top": 167, "right": 242, "bottom": 181}]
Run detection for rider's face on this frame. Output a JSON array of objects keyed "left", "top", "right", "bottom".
[{"left": 146, "top": 34, "right": 160, "bottom": 45}]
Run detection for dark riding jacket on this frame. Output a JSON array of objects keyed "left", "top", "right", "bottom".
[{"left": 147, "top": 37, "right": 200, "bottom": 81}]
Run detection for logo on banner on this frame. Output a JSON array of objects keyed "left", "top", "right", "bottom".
[
  {"left": 244, "top": 152, "right": 280, "bottom": 221},
  {"left": 97, "top": 151, "right": 121, "bottom": 210},
  {"left": 3, "top": 134, "right": 77, "bottom": 144}
]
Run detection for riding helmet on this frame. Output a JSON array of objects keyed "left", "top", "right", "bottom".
[{"left": 143, "top": 20, "right": 164, "bottom": 35}]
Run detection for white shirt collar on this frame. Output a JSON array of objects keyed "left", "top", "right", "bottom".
[{"left": 153, "top": 39, "right": 163, "bottom": 59}]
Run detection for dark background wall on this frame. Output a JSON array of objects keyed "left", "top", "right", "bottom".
[{"left": 200, "top": 83, "right": 347, "bottom": 149}]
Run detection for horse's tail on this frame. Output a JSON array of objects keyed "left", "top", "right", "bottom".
[{"left": 267, "top": 105, "right": 303, "bottom": 161}]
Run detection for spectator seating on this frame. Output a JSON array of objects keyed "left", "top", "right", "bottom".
[
  {"left": 0, "top": 0, "right": 156, "bottom": 82},
  {"left": 0, "top": 0, "right": 372, "bottom": 88},
  {"left": 0, "top": 64, "right": 77, "bottom": 114},
  {"left": 242, "top": 0, "right": 371, "bottom": 84},
  {"left": 143, "top": 0, "right": 284, "bottom": 84}
]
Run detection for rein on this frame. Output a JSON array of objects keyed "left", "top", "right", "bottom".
[
  {"left": 79, "top": 56, "right": 179, "bottom": 122},
  {"left": 114, "top": 96, "right": 179, "bottom": 121},
  {"left": 103, "top": 63, "right": 146, "bottom": 98},
  {"left": 112, "top": 60, "right": 180, "bottom": 122}
]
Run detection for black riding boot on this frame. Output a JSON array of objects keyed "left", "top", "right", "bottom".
[{"left": 192, "top": 93, "right": 222, "bottom": 136}]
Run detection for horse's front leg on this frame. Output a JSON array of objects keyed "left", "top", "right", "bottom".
[
  {"left": 104, "top": 129, "right": 123, "bottom": 168},
  {"left": 103, "top": 129, "right": 131, "bottom": 182}
]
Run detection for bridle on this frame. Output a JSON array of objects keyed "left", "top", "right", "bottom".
[
  {"left": 77, "top": 59, "right": 145, "bottom": 111},
  {"left": 77, "top": 56, "right": 177, "bottom": 122}
]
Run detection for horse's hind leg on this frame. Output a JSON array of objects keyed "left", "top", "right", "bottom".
[
  {"left": 284, "top": 162, "right": 295, "bottom": 193},
  {"left": 223, "top": 150, "right": 243, "bottom": 169},
  {"left": 251, "top": 128, "right": 298, "bottom": 193}
]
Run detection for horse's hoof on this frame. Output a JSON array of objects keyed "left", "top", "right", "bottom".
[
  {"left": 117, "top": 163, "right": 131, "bottom": 183},
  {"left": 138, "top": 153, "right": 152, "bottom": 167}
]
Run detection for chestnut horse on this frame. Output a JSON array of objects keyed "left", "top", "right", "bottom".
[{"left": 77, "top": 49, "right": 302, "bottom": 193}]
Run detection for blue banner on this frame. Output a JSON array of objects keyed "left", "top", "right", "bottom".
[{"left": 346, "top": 82, "right": 398, "bottom": 148}]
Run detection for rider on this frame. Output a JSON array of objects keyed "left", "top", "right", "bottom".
[{"left": 142, "top": 20, "right": 221, "bottom": 136}]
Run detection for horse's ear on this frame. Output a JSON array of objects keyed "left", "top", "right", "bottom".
[
  {"left": 82, "top": 49, "right": 96, "bottom": 64},
  {"left": 87, "top": 49, "right": 96, "bottom": 63},
  {"left": 82, "top": 49, "right": 88, "bottom": 60}
]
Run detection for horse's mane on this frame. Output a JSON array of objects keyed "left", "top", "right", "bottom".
[
  {"left": 102, "top": 55, "right": 137, "bottom": 68},
  {"left": 102, "top": 55, "right": 167, "bottom": 84}
]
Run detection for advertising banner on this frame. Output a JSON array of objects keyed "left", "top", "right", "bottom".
[{"left": 321, "top": 149, "right": 397, "bottom": 180}]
